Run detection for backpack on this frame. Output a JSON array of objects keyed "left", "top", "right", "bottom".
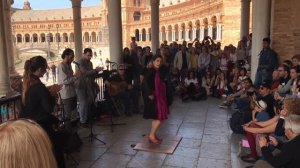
[{"left": 229, "top": 111, "right": 245, "bottom": 134}]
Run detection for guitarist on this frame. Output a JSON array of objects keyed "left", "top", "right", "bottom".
[{"left": 105, "top": 64, "right": 140, "bottom": 116}]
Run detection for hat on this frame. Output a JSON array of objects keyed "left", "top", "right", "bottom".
[
  {"left": 260, "top": 82, "right": 271, "bottom": 89},
  {"left": 255, "top": 100, "right": 267, "bottom": 110}
]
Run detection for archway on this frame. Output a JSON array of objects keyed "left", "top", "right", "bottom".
[
  {"left": 62, "top": 33, "right": 68, "bottom": 43},
  {"left": 188, "top": 21, "right": 193, "bottom": 41},
  {"left": 16, "top": 34, "right": 22, "bottom": 43},
  {"left": 167, "top": 25, "right": 172, "bottom": 41},
  {"left": 195, "top": 20, "right": 200, "bottom": 39},
  {"left": 135, "top": 29, "right": 140, "bottom": 41},
  {"left": 181, "top": 23, "right": 185, "bottom": 40},
  {"left": 91, "top": 32, "right": 96, "bottom": 42},
  {"left": 40, "top": 33, "right": 46, "bottom": 42},
  {"left": 25, "top": 34, "right": 30, "bottom": 42},
  {"left": 161, "top": 26, "right": 166, "bottom": 41},
  {"left": 203, "top": 18, "right": 208, "bottom": 38},
  {"left": 211, "top": 16, "right": 217, "bottom": 40},
  {"left": 84, "top": 32, "right": 89, "bottom": 42},
  {"left": 142, "top": 28, "right": 146, "bottom": 41},
  {"left": 69, "top": 33, "right": 74, "bottom": 42},
  {"left": 174, "top": 24, "right": 179, "bottom": 41},
  {"left": 32, "top": 33, "right": 38, "bottom": 42}
]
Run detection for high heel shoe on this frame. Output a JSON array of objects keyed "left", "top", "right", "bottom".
[
  {"left": 148, "top": 136, "right": 161, "bottom": 144},
  {"left": 155, "top": 135, "right": 163, "bottom": 142}
]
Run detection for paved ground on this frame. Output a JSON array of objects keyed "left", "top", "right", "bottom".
[{"left": 67, "top": 97, "right": 251, "bottom": 168}]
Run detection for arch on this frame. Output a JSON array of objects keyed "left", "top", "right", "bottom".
[
  {"left": 98, "top": 31, "right": 102, "bottom": 42},
  {"left": 84, "top": 32, "right": 89, "bottom": 42},
  {"left": 135, "top": 29, "right": 140, "bottom": 41},
  {"left": 141, "top": 28, "right": 146, "bottom": 41},
  {"left": 148, "top": 28, "right": 151, "bottom": 41},
  {"left": 16, "top": 34, "right": 22, "bottom": 43},
  {"left": 211, "top": 16, "right": 217, "bottom": 40},
  {"left": 203, "top": 18, "right": 208, "bottom": 38},
  {"left": 91, "top": 32, "right": 96, "bottom": 42},
  {"left": 55, "top": 33, "right": 61, "bottom": 42},
  {"left": 133, "top": 11, "right": 141, "bottom": 21},
  {"left": 69, "top": 33, "right": 74, "bottom": 42},
  {"left": 133, "top": 0, "right": 136, "bottom": 6},
  {"left": 195, "top": 20, "right": 200, "bottom": 39},
  {"left": 47, "top": 33, "right": 53, "bottom": 42},
  {"left": 174, "top": 24, "right": 179, "bottom": 41},
  {"left": 40, "top": 33, "right": 46, "bottom": 42},
  {"left": 188, "top": 21, "right": 193, "bottom": 41},
  {"left": 167, "top": 25, "right": 172, "bottom": 41},
  {"left": 161, "top": 26, "right": 166, "bottom": 41},
  {"left": 62, "top": 33, "right": 68, "bottom": 42},
  {"left": 181, "top": 23, "right": 185, "bottom": 40},
  {"left": 32, "top": 33, "right": 38, "bottom": 42},
  {"left": 24, "top": 34, "right": 30, "bottom": 42}
]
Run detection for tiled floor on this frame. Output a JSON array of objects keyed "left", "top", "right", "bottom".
[{"left": 67, "top": 97, "right": 250, "bottom": 168}]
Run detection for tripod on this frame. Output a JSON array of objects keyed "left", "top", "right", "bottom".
[
  {"left": 83, "top": 103, "right": 106, "bottom": 144},
  {"left": 97, "top": 90, "right": 126, "bottom": 132}
]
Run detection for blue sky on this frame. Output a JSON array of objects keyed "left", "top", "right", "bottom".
[{"left": 12, "top": 0, "right": 101, "bottom": 10}]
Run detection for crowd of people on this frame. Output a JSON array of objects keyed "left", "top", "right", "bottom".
[{"left": 1, "top": 33, "right": 300, "bottom": 168}]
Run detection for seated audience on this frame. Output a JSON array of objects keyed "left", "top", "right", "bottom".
[{"left": 255, "top": 114, "right": 300, "bottom": 168}]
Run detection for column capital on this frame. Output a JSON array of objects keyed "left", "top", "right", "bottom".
[
  {"left": 241, "top": 0, "right": 251, "bottom": 3},
  {"left": 150, "top": 0, "right": 160, "bottom": 6},
  {"left": 71, "top": 0, "right": 83, "bottom": 7}
]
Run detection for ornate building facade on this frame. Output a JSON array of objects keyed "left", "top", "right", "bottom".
[{"left": 11, "top": 0, "right": 242, "bottom": 55}]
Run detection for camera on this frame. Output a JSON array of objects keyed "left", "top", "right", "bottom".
[
  {"left": 265, "top": 136, "right": 270, "bottom": 143},
  {"left": 247, "top": 91, "right": 255, "bottom": 96},
  {"left": 275, "top": 100, "right": 283, "bottom": 114}
]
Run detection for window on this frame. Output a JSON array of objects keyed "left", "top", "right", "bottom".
[{"left": 133, "top": 11, "right": 141, "bottom": 21}]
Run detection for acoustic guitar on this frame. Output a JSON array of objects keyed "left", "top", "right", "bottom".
[{"left": 107, "top": 81, "right": 128, "bottom": 96}]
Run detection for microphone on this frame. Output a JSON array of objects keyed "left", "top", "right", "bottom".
[
  {"left": 105, "top": 60, "right": 116, "bottom": 64},
  {"left": 72, "top": 61, "right": 81, "bottom": 70},
  {"left": 72, "top": 61, "right": 80, "bottom": 66}
]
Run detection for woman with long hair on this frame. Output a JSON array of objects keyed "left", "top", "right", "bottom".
[
  {"left": 143, "top": 55, "right": 170, "bottom": 144},
  {"left": 19, "top": 56, "right": 65, "bottom": 168},
  {"left": 0, "top": 119, "right": 57, "bottom": 168}
]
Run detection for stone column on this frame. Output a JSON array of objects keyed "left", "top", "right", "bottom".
[
  {"left": 166, "top": 31, "right": 169, "bottom": 42},
  {"left": 217, "top": 24, "right": 222, "bottom": 41},
  {"left": 146, "top": 33, "right": 149, "bottom": 41},
  {"left": 208, "top": 25, "right": 213, "bottom": 37},
  {"left": 71, "top": 0, "right": 83, "bottom": 62},
  {"left": 0, "top": 0, "right": 12, "bottom": 96},
  {"left": 108, "top": 0, "right": 123, "bottom": 63},
  {"left": 150, "top": 0, "right": 159, "bottom": 54},
  {"left": 4, "top": 0, "right": 18, "bottom": 76},
  {"left": 192, "top": 28, "right": 196, "bottom": 40},
  {"left": 251, "top": 0, "right": 271, "bottom": 80},
  {"left": 240, "top": 0, "right": 251, "bottom": 40},
  {"left": 200, "top": 26, "right": 204, "bottom": 40},
  {"left": 172, "top": 30, "right": 175, "bottom": 41},
  {"left": 185, "top": 30, "right": 189, "bottom": 41},
  {"left": 179, "top": 31, "right": 182, "bottom": 41}
]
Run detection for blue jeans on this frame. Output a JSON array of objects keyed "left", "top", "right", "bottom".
[{"left": 254, "top": 69, "right": 271, "bottom": 87}]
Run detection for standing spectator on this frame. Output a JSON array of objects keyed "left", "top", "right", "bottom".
[
  {"left": 51, "top": 63, "right": 57, "bottom": 83},
  {"left": 19, "top": 56, "right": 65, "bottom": 167},
  {"left": 254, "top": 37, "right": 278, "bottom": 87},
  {"left": 57, "top": 48, "right": 78, "bottom": 121},
  {"left": 197, "top": 46, "right": 210, "bottom": 83},
  {"left": 173, "top": 45, "right": 190, "bottom": 82},
  {"left": 75, "top": 48, "right": 102, "bottom": 127}
]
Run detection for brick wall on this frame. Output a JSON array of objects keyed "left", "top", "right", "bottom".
[{"left": 271, "top": 0, "right": 300, "bottom": 62}]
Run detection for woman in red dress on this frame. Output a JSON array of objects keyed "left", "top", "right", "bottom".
[{"left": 142, "top": 55, "right": 170, "bottom": 144}]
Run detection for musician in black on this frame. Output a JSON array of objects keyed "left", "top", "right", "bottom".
[{"left": 105, "top": 64, "right": 140, "bottom": 116}]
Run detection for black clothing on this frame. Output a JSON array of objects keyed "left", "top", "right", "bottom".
[
  {"left": 261, "top": 135, "right": 300, "bottom": 168},
  {"left": 19, "top": 75, "right": 65, "bottom": 168},
  {"left": 275, "top": 117, "right": 285, "bottom": 136},
  {"left": 142, "top": 65, "right": 172, "bottom": 119},
  {"left": 279, "top": 76, "right": 290, "bottom": 86},
  {"left": 260, "top": 94, "right": 275, "bottom": 118}
]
